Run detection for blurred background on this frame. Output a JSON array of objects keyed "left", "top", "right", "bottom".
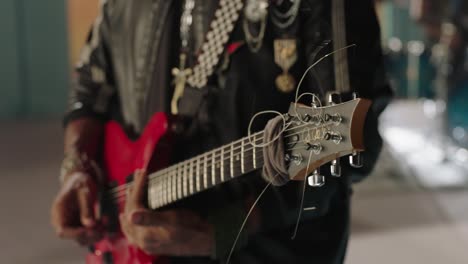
[{"left": 0, "top": 0, "right": 467, "bottom": 263}]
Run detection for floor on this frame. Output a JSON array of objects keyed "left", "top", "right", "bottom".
[{"left": 0, "top": 100, "right": 467, "bottom": 263}]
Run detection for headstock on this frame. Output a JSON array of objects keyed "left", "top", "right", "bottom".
[{"left": 284, "top": 96, "right": 371, "bottom": 186}]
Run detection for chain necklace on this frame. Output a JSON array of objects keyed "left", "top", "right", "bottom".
[
  {"left": 271, "top": 0, "right": 301, "bottom": 29},
  {"left": 243, "top": 0, "right": 268, "bottom": 53},
  {"left": 180, "top": 0, "right": 196, "bottom": 51},
  {"left": 171, "top": 0, "right": 195, "bottom": 115},
  {"left": 170, "top": 0, "right": 244, "bottom": 114}
]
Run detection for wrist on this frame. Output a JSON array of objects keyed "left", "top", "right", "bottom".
[{"left": 60, "top": 152, "right": 102, "bottom": 184}]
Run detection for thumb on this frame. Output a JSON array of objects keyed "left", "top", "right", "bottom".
[
  {"left": 129, "top": 169, "right": 148, "bottom": 209},
  {"left": 77, "top": 179, "right": 97, "bottom": 227}
]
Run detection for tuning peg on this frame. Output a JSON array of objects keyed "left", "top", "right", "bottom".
[
  {"left": 349, "top": 151, "right": 363, "bottom": 168},
  {"left": 306, "top": 143, "right": 322, "bottom": 154},
  {"left": 330, "top": 159, "right": 341, "bottom": 177},
  {"left": 328, "top": 92, "right": 342, "bottom": 105},
  {"left": 307, "top": 169, "right": 325, "bottom": 187}
]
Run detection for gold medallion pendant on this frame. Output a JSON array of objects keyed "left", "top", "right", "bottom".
[
  {"left": 275, "top": 73, "right": 295, "bottom": 93},
  {"left": 274, "top": 38, "right": 298, "bottom": 93}
]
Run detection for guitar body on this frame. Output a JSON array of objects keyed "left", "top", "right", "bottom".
[{"left": 86, "top": 112, "right": 171, "bottom": 264}]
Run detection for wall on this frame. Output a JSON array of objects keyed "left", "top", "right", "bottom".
[{"left": 0, "top": 0, "right": 69, "bottom": 119}]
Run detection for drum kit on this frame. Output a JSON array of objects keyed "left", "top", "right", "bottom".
[{"left": 380, "top": 3, "right": 468, "bottom": 149}]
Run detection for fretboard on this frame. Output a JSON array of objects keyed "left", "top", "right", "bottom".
[{"left": 147, "top": 131, "right": 265, "bottom": 209}]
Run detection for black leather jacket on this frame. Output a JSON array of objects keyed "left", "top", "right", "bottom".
[{"left": 66, "top": 0, "right": 392, "bottom": 263}]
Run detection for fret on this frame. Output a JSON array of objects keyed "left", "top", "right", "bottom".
[
  {"left": 177, "top": 165, "right": 182, "bottom": 200},
  {"left": 220, "top": 147, "right": 225, "bottom": 182},
  {"left": 166, "top": 171, "right": 170, "bottom": 205},
  {"left": 157, "top": 176, "right": 162, "bottom": 208},
  {"left": 172, "top": 167, "right": 177, "bottom": 202},
  {"left": 159, "top": 175, "right": 164, "bottom": 206},
  {"left": 203, "top": 153, "right": 208, "bottom": 189},
  {"left": 196, "top": 156, "right": 201, "bottom": 192},
  {"left": 166, "top": 169, "right": 173, "bottom": 203},
  {"left": 147, "top": 131, "right": 269, "bottom": 207},
  {"left": 183, "top": 162, "right": 188, "bottom": 197},
  {"left": 244, "top": 138, "right": 255, "bottom": 173},
  {"left": 211, "top": 150, "right": 216, "bottom": 185},
  {"left": 162, "top": 173, "right": 167, "bottom": 206},
  {"left": 230, "top": 143, "right": 234, "bottom": 178},
  {"left": 157, "top": 182, "right": 162, "bottom": 208},
  {"left": 232, "top": 141, "right": 242, "bottom": 177},
  {"left": 149, "top": 181, "right": 157, "bottom": 209},
  {"left": 149, "top": 177, "right": 156, "bottom": 209},
  {"left": 241, "top": 139, "right": 245, "bottom": 173},
  {"left": 166, "top": 171, "right": 171, "bottom": 205},
  {"left": 163, "top": 174, "right": 167, "bottom": 206},
  {"left": 189, "top": 159, "right": 194, "bottom": 195},
  {"left": 252, "top": 134, "right": 257, "bottom": 169},
  {"left": 154, "top": 176, "right": 161, "bottom": 208}
]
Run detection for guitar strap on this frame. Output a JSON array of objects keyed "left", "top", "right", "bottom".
[
  {"left": 175, "top": 0, "right": 244, "bottom": 142},
  {"left": 171, "top": 0, "right": 244, "bottom": 115}
]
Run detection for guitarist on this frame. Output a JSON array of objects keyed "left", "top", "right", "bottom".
[{"left": 51, "top": 0, "right": 392, "bottom": 263}]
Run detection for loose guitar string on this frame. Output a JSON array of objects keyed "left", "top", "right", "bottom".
[
  {"left": 224, "top": 133, "right": 313, "bottom": 264},
  {"left": 109, "top": 121, "right": 332, "bottom": 195},
  {"left": 225, "top": 176, "right": 275, "bottom": 264},
  {"left": 225, "top": 44, "right": 359, "bottom": 264},
  {"left": 109, "top": 45, "right": 356, "bottom": 199},
  {"left": 291, "top": 149, "right": 313, "bottom": 240}
]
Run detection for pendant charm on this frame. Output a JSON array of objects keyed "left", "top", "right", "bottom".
[
  {"left": 274, "top": 38, "right": 297, "bottom": 93},
  {"left": 245, "top": 0, "right": 269, "bottom": 22},
  {"left": 275, "top": 72, "right": 296, "bottom": 93},
  {"left": 171, "top": 53, "right": 192, "bottom": 115}
]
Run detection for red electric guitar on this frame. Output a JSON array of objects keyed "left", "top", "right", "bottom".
[{"left": 85, "top": 98, "right": 371, "bottom": 263}]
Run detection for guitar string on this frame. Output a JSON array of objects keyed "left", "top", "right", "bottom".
[
  {"left": 145, "top": 122, "right": 332, "bottom": 183},
  {"left": 111, "top": 153, "right": 265, "bottom": 200},
  {"left": 111, "top": 159, "right": 264, "bottom": 203},
  {"left": 109, "top": 117, "right": 334, "bottom": 195},
  {"left": 290, "top": 147, "right": 314, "bottom": 239},
  {"left": 109, "top": 140, "right": 309, "bottom": 201},
  {"left": 135, "top": 144, "right": 313, "bottom": 207},
  {"left": 225, "top": 178, "right": 273, "bottom": 264},
  {"left": 110, "top": 139, "right": 318, "bottom": 203},
  {"left": 109, "top": 121, "right": 334, "bottom": 195}
]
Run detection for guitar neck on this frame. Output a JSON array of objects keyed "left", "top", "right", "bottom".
[
  {"left": 332, "top": 0, "right": 350, "bottom": 93},
  {"left": 147, "top": 131, "right": 265, "bottom": 209}
]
